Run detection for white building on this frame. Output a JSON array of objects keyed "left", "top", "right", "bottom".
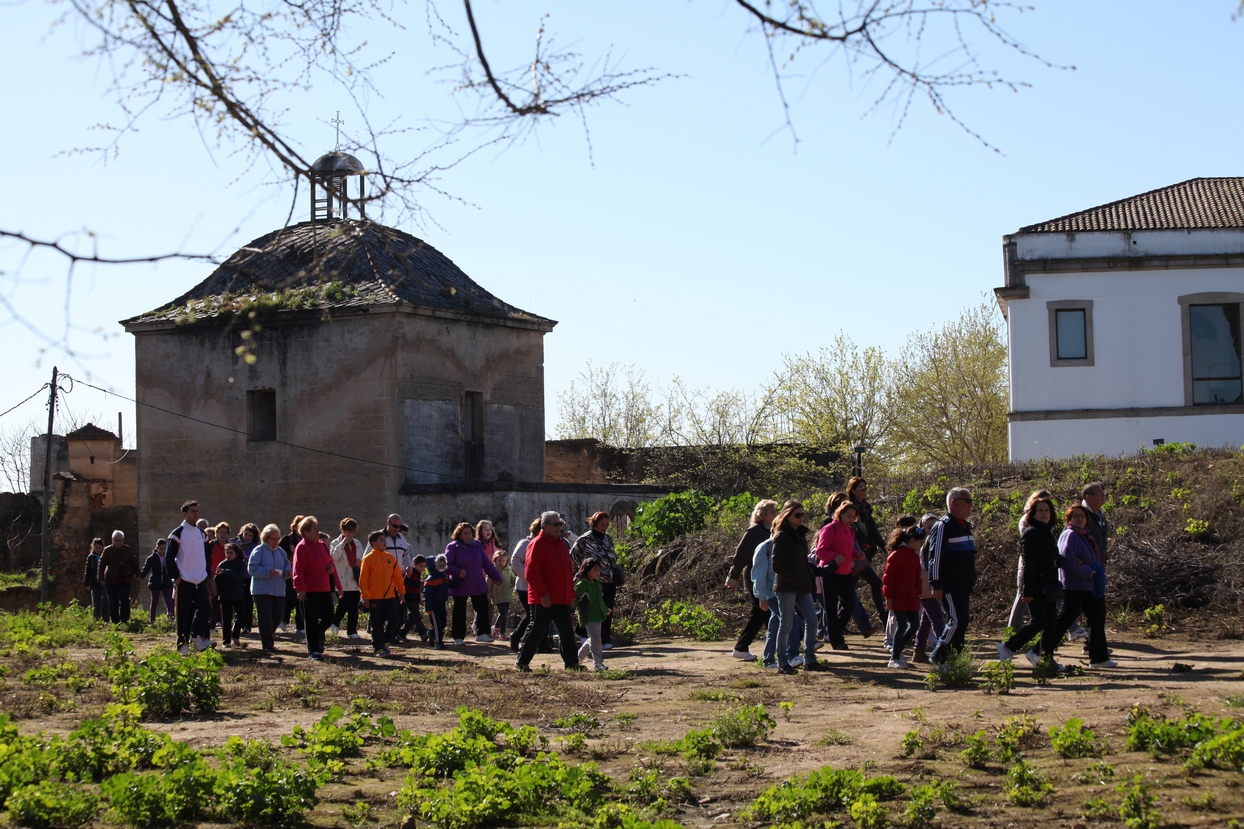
[{"left": 995, "top": 178, "right": 1244, "bottom": 461}]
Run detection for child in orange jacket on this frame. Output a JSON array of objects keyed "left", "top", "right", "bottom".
[{"left": 359, "top": 530, "right": 405, "bottom": 656}]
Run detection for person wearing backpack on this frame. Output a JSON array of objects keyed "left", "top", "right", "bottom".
[{"left": 750, "top": 530, "right": 779, "bottom": 669}]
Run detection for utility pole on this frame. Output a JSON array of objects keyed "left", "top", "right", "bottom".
[{"left": 40, "top": 366, "right": 59, "bottom": 603}]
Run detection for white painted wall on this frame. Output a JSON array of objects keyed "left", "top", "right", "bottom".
[
  {"left": 1003, "top": 227, "right": 1244, "bottom": 461},
  {"left": 1007, "top": 267, "right": 1244, "bottom": 413},
  {"left": 1016, "top": 229, "right": 1244, "bottom": 261},
  {"left": 1010, "top": 414, "right": 1244, "bottom": 462}
]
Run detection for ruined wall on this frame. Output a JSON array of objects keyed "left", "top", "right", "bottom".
[
  {"left": 132, "top": 312, "right": 403, "bottom": 550},
  {"left": 398, "top": 314, "right": 547, "bottom": 485}
]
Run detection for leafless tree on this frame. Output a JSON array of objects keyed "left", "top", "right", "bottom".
[{"left": 3, "top": 0, "right": 1067, "bottom": 367}]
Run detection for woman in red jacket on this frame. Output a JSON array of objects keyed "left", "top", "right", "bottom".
[
  {"left": 882, "top": 525, "right": 926, "bottom": 669},
  {"left": 291, "top": 516, "right": 343, "bottom": 660}
]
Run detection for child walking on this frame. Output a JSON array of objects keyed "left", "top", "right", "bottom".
[
  {"left": 215, "top": 543, "right": 251, "bottom": 647},
  {"left": 422, "top": 555, "right": 455, "bottom": 650},
  {"left": 403, "top": 555, "right": 430, "bottom": 642},
  {"left": 359, "top": 530, "right": 405, "bottom": 656},
  {"left": 490, "top": 551, "right": 517, "bottom": 639},
  {"left": 574, "top": 557, "right": 610, "bottom": 671},
  {"left": 881, "top": 525, "right": 926, "bottom": 669}
]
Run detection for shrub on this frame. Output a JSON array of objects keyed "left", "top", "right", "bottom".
[
  {"left": 111, "top": 646, "right": 223, "bottom": 718},
  {"left": 218, "top": 737, "right": 282, "bottom": 772},
  {"left": 1049, "top": 718, "right": 1101, "bottom": 759},
  {"left": 555, "top": 713, "right": 602, "bottom": 734},
  {"left": 1188, "top": 728, "right": 1244, "bottom": 772},
  {"left": 1082, "top": 795, "right": 1115, "bottom": 820},
  {"left": 630, "top": 491, "right": 716, "bottom": 547},
  {"left": 711, "top": 704, "right": 775, "bottom": 748},
  {"left": 961, "top": 730, "right": 990, "bottom": 769},
  {"left": 900, "top": 730, "right": 922, "bottom": 758},
  {"left": 103, "top": 761, "right": 215, "bottom": 827},
  {"left": 996, "top": 714, "right": 1041, "bottom": 762},
  {"left": 981, "top": 660, "right": 1015, "bottom": 694},
  {"left": 373, "top": 708, "right": 537, "bottom": 776},
  {"left": 902, "top": 784, "right": 938, "bottom": 827},
  {"left": 1004, "top": 761, "right": 1053, "bottom": 807},
  {"left": 1124, "top": 706, "right": 1237, "bottom": 756},
  {"left": 924, "top": 647, "right": 977, "bottom": 690},
  {"left": 743, "top": 767, "right": 867, "bottom": 822},
  {"left": 1117, "top": 774, "right": 1161, "bottom": 829},
  {"left": 282, "top": 704, "right": 394, "bottom": 763},
  {"left": 52, "top": 704, "right": 168, "bottom": 781},
  {"left": 644, "top": 600, "right": 725, "bottom": 641},
  {"left": 213, "top": 758, "right": 324, "bottom": 827},
  {"left": 849, "top": 792, "right": 888, "bottom": 828},
  {"left": 5, "top": 781, "right": 100, "bottom": 829},
  {"left": 398, "top": 753, "right": 607, "bottom": 829}
]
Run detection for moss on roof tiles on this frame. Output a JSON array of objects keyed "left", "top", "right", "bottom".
[{"left": 125, "top": 220, "right": 553, "bottom": 327}]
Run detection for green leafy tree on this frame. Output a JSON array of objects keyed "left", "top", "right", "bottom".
[{"left": 888, "top": 299, "right": 1009, "bottom": 468}]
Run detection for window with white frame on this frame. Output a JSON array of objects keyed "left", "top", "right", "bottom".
[{"left": 1047, "top": 300, "right": 1094, "bottom": 367}]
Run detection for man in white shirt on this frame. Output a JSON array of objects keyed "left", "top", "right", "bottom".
[
  {"left": 166, "top": 500, "right": 215, "bottom": 655},
  {"left": 384, "top": 513, "right": 413, "bottom": 642}
]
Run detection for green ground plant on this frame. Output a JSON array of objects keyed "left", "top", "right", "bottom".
[
  {"left": 109, "top": 644, "right": 223, "bottom": 718},
  {"left": 1117, "top": 774, "right": 1161, "bottom": 829},
  {"left": 282, "top": 704, "right": 396, "bottom": 763},
  {"left": 742, "top": 767, "right": 904, "bottom": 824},
  {"left": 630, "top": 491, "right": 716, "bottom": 547},
  {"left": 1049, "top": 717, "right": 1101, "bottom": 758},
  {"left": 924, "top": 647, "right": 977, "bottom": 690},
  {"left": 1124, "top": 705, "right": 1240, "bottom": 756},
  {"left": 644, "top": 600, "right": 725, "bottom": 641},
  {"left": 1004, "top": 760, "right": 1053, "bottom": 807},
  {"left": 961, "top": 730, "right": 990, "bottom": 769},
  {"left": 981, "top": 660, "right": 1015, "bottom": 694},
  {"left": 711, "top": 704, "right": 775, "bottom": 748},
  {"left": 5, "top": 780, "right": 100, "bottom": 829},
  {"left": 996, "top": 714, "right": 1042, "bottom": 762}
]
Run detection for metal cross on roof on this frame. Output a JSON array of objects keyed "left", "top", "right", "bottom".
[{"left": 332, "top": 111, "right": 345, "bottom": 150}]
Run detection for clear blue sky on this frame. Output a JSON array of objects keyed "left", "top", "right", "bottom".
[{"left": 1, "top": 1, "right": 1241, "bottom": 449}]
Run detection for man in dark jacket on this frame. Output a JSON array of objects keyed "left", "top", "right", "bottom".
[
  {"left": 925, "top": 487, "right": 976, "bottom": 664},
  {"left": 725, "top": 499, "right": 778, "bottom": 661},
  {"left": 516, "top": 511, "right": 580, "bottom": 672},
  {"left": 100, "top": 530, "right": 139, "bottom": 624}
]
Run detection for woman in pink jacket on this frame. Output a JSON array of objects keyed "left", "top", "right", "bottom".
[
  {"left": 291, "top": 516, "right": 343, "bottom": 661},
  {"left": 815, "top": 501, "right": 862, "bottom": 650}
]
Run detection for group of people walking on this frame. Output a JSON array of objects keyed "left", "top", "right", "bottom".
[
  {"left": 82, "top": 501, "right": 624, "bottom": 670},
  {"left": 727, "top": 479, "right": 1116, "bottom": 675}
]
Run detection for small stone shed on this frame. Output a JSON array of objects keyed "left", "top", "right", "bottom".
[{"left": 121, "top": 164, "right": 565, "bottom": 550}]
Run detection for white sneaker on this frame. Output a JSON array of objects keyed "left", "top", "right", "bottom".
[
  {"left": 593, "top": 663, "right": 606, "bottom": 671},
  {"left": 1089, "top": 659, "right": 1118, "bottom": 669},
  {"left": 789, "top": 656, "right": 804, "bottom": 668},
  {"left": 578, "top": 643, "right": 592, "bottom": 663},
  {"left": 887, "top": 658, "right": 908, "bottom": 669},
  {"left": 179, "top": 643, "right": 190, "bottom": 656},
  {"left": 1068, "top": 626, "right": 1088, "bottom": 642},
  {"left": 731, "top": 649, "right": 758, "bottom": 662},
  {"left": 278, "top": 623, "right": 289, "bottom": 633},
  {"left": 475, "top": 634, "right": 494, "bottom": 643},
  {"left": 330, "top": 625, "right": 340, "bottom": 635},
  {"left": 1024, "top": 649, "right": 1040, "bottom": 667},
  {"left": 348, "top": 633, "right": 361, "bottom": 640},
  {"left": 602, "top": 643, "right": 614, "bottom": 650},
  {"left": 453, "top": 638, "right": 465, "bottom": 646},
  {"left": 997, "top": 642, "right": 1015, "bottom": 662},
  {"left": 194, "top": 636, "right": 216, "bottom": 651}
]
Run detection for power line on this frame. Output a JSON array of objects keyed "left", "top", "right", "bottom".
[
  {"left": 68, "top": 376, "right": 471, "bottom": 483},
  {"left": 0, "top": 385, "right": 49, "bottom": 420}
]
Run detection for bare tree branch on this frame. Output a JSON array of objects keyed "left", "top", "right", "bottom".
[{"left": 0, "top": 230, "right": 218, "bottom": 266}]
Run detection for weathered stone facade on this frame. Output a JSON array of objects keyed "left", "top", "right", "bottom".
[{"left": 122, "top": 218, "right": 556, "bottom": 549}]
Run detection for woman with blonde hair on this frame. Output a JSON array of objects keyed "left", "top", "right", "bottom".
[
  {"left": 725, "top": 499, "right": 779, "bottom": 661},
  {"left": 445, "top": 522, "right": 502, "bottom": 645},
  {"left": 771, "top": 500, "right": 825, "bottom": 674}
]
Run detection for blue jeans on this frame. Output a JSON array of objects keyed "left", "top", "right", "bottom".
[
  {"left": 776, "top": 591, "right": 818, "bottom": 669},
  {"left": 890, "top": 610, "right": 920, "bottom": 661}
]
